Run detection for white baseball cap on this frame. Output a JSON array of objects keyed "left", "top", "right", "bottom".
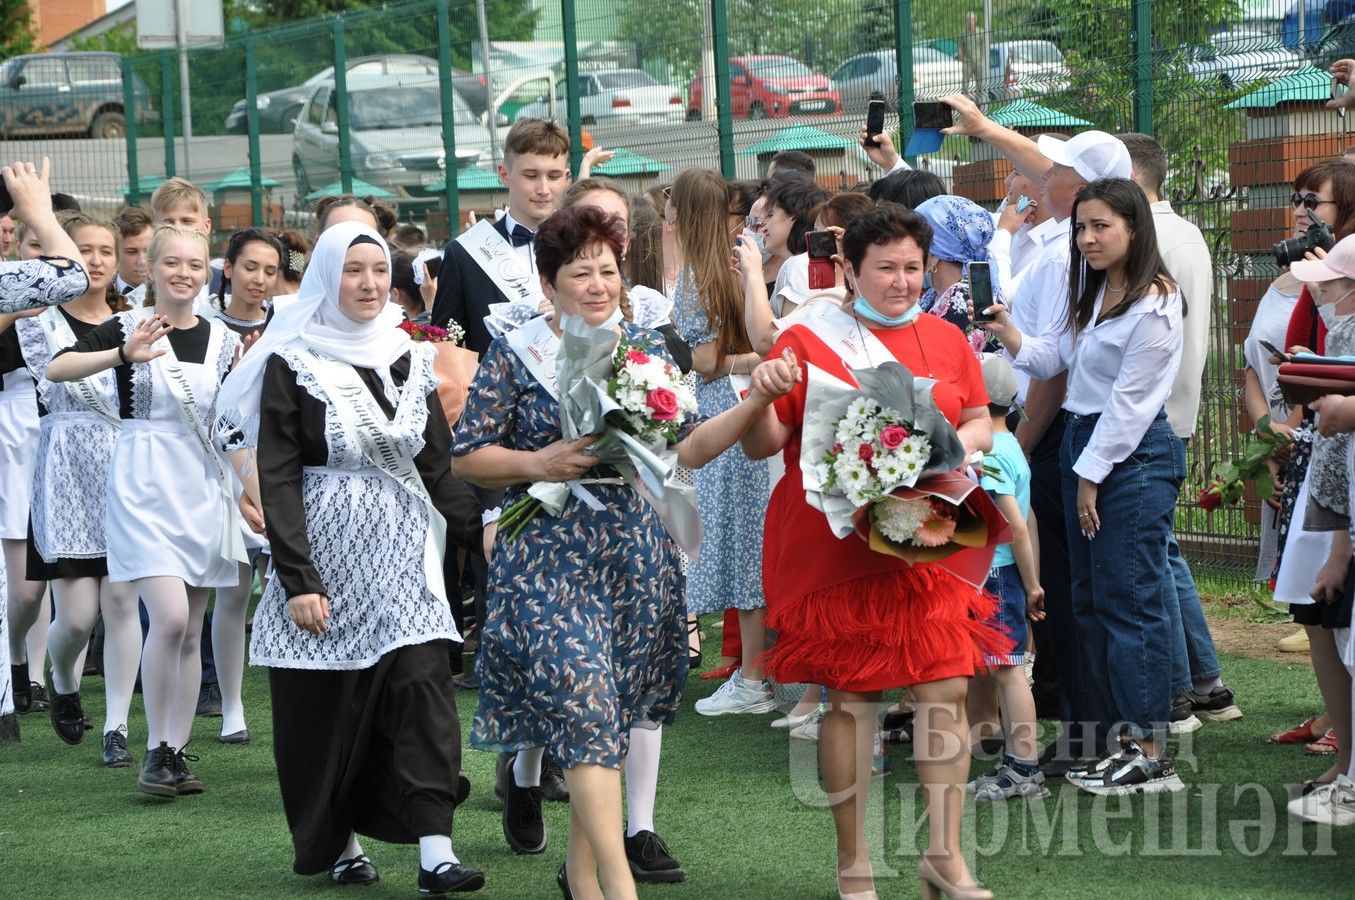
[
  {"left": 1290, "top": 234, "right": 1355, "bottom": 283},
  {"left": 1037, "top": 130, "right": 1132, "bottom": 183}
]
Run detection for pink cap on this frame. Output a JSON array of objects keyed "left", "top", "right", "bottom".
[{"left": 1291, "top": 234, "right": 1355, "bottom": 283}]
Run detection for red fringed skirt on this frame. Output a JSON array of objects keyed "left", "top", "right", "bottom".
[{"left": 765, "top": 564, "right": 1012, "bottom": 694}]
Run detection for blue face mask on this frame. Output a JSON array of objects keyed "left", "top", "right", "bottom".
[
  {"left": 922, "top": 270, "right": 933, "bottom": 293},
  {"left": 853, "top": 295, "right": 922, "bottom": 327}
]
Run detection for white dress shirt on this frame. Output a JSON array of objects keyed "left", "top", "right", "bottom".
[
  {"left": 501, "top": 210, "right": 537, "bottom": 274},
  {"left": 1013, "top": 286, "right": 1184, "bottom": 484},
  {"left": 1151, "top": 200, "right": 1212, "bottom": 439},
  {"left": 1004, "top": 217, "right": 1071, "bottom": 403}
]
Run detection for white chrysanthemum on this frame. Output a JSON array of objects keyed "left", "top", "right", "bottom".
[{"left": 873, "top": 496, "right": 932, "bottom": 543}]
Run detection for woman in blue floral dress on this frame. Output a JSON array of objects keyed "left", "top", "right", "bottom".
[
  {"left": 452, "top": 205, "right": 797, "bottom": 900},
  {"left": 666, "top": 169, "right": 776, "bottom": 717}
]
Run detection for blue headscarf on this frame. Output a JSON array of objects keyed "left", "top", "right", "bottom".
[{"left": 915, "top": 194, "right": 1002, "bottom": 307}]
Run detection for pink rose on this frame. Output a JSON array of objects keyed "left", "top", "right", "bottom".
[
  {"left": 879, "top": 424, "right": 909, "bottom": 450},
  {"left": 626, "top": 348, "right": 652, "bottom": 365},
  {"left": 858, "top": 443, "right": 875, "bottom": 462},
  {"left": 646, "top": 387, "right": 680, "bottom": 421}
]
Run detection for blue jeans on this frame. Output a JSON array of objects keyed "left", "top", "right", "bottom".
[
  {"left": 1165, "top": 532, "right": 1222, "bottom": 694},
  {"left": 1062, "top": 411, "right": 1183, "bottom": 749}
]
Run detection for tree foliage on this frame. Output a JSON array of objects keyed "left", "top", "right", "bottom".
[{"left": 0, "top": 0, "right": 38, "bottom": 59}]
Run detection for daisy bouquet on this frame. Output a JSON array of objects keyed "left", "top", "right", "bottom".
[
  {"left": 498, "top": 315, "right": 702, "bottom": 554},
  {"left": 801, "top": 360, "right": 1010, "bottom": 586}
]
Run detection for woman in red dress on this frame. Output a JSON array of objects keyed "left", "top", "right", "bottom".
[{"left": 742, "top": 205, "right": 1006, "bottom": 900}]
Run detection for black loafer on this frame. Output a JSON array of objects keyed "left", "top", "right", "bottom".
[
  {"left": 219, "top": 729, "right": 250, "bottom": 745},
  {"left": 418, "top": 862, "right": 484, "bottom": 894},
  {"left": 331, "top": 854, "right": 379, "bottom": 885},
  {"left": 47, "top": 672, "right": 86, "bottom": 746},
  {"left": 540, "top": 755, "right": 570, "bottom": 803},
  {"left": 557, "top": 864, "right": 574, "bottom": 900}
]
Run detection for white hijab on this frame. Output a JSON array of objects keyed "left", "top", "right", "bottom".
[{"left": 214, "top": 221, "right": 411, "bottom": 448}]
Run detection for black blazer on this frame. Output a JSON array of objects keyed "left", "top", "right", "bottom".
[{"left": 430, "top": 216, "right": 521, "bottom": 355}]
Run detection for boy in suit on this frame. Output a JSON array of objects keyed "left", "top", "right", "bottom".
[{"left": 431, "top": 119, "right": 571, "bottom": 353}]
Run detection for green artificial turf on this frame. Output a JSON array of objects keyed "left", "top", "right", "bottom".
[{"left": 1, "top": 641, "right": 1352, "bottom": 898}]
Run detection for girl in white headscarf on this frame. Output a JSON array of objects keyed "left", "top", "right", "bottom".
[{"left": 214, "top": 221, "right": 486, "bottom": 894}]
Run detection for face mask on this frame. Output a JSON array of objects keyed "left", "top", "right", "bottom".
[
  {"left": 747, "top": 230, "right": 771, "bottom": 264},
  {"left": 853, "top": 295, "right": 922, "bottom": 327},
  {"left": 1316, "top": 287, "right": 1355, "bottom": 328}
]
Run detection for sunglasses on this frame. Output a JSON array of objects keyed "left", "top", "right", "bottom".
[{"left": 1292, "top": 192, "right": 1337, "bottom": 211}]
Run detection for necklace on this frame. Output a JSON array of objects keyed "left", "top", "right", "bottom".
[
  {"left": 1106, "top": 279, "right": 1128, "bottom": 292},
  {"left": 852, "top": 312, "right": 934, "bottom": 378}
]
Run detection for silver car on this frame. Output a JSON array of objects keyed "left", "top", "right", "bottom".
[
  {"left": 291, "top": 74, "right": 492, "bottom": 206},
  {"left": 1186, "top": 29, "right": 1307, "bottom": 89},
  {"left": 830, "top": 48, "right": 965, "bottom": 112},
  {"left": 515, "top": 69, "right": 685, "bottom": 125}
]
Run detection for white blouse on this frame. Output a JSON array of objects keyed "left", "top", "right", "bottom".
[{"left": 1013, "top": 286, "right": 1183, "bottom": 483}]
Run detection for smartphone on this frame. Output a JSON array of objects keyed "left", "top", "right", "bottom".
[
  {"left": 1335, "top": 79, "right": 1348, "bottom": 119},
  {"left": 423, "top": 257, "right": 442, "bottom": 281},
  {"left": 968, "top": 262, "right": 995, "bottom": 323},
  {"left": 1259, "top": 339, "right": 1291, "bottom": 362},
  {"left": 864, "top": 99, "right": 886, "bottom": 148},
  {"left": 806, "top": 229, "right": 837, "bottom": 290},
  {"left": 0, "top": 177, "right": 12, "bottom": 216},
  {"left": 913, "top": 101, "right": 953, "bottom": 131}
]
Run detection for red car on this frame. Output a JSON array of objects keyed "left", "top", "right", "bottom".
[{"left": 687, "top": 55, "right": 841, "bottom": 120}]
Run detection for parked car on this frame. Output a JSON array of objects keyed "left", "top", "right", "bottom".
[
  {"left": 226, "top": 54, "right": 488, "bottom": 134},
  {"left": 830, "top": 48, "right": 965, "bottom": 112},
  {"left": 1187, "top": 29, "right": 1308, "bottom": 87},
  {"left": 291, "top": 75, "right": 492, "bottom": 207},
  {"left": 687, "top": 55, "right": 841, "bottom": 120},
  {"left": 0, "top": 52, "right": 155, "bottom": 139},
  {"left": 985, "top": 40, "right": 1070, "bottom": 100},
  {"left": 514, "top": 69, "right": 684, "bottom": 125}
]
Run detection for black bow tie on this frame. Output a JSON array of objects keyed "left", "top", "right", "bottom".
[{"left": 509, "top": 224, "right": 534, "bottom": 247}]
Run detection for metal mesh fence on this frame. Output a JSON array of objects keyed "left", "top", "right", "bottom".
[{"left": 8, "top": 0, "right": 1355, "bottom": 583}]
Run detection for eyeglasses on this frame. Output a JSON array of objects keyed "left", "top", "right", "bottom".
[
  {"left": 745, "top": 216, "right": 765, "bottom": 231},
  {"left": 1292, "top": 192, "right": 1337, "bottom": 211}
]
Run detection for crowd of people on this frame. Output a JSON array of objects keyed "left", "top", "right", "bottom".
[{"left": 1, "top": 77, "right": 1354, "bottom": 899}]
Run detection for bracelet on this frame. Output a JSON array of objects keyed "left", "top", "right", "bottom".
[{"left": 117, "top": 343, "right": 128, "bottom": 364}]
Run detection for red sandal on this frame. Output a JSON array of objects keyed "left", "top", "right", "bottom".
[
  {"left": 1306, "top": 729, "right": 1339, "bottom": 755},
  {"left": 1270, "top": 715, "right": 1320, "bottom": 745}
]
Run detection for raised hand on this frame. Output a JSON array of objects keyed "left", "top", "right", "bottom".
[{"left": 122, "top": 314, "right": 173, "bottom": 364}]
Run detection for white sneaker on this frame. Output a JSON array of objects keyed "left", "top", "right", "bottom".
[
  {"left": 1288, "top": 774, "right": 1355, "bottom": 825},
  {"left": 694, "top": 669, "right": 777, "bottom": 717},
  {"left": 789, "top": 710, "right": 822, "bottom": 741},
  {"left": 771, "top": 706, "right": 822, "bottom": 730}
]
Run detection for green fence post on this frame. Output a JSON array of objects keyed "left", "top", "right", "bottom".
[
  {"left": 561, "top": 0, "right": 584, "bottom": 177},
  {"left": 711, "top": 0, "right": 735, "bottom": 178},
  {"left": 334, "top": 16, "right": 353, "bottom": 195},
  {"left": 437, "top": 0, "right": 460, "bottom": 227},
  {"left": 895, "top": 0, "right": 915, "bottom": 165},
  {"left": 1132, "top": 0, "right": 1153, "bottom": 134},
  {"left": 122, "top": 58, "right": 141, "bottom": 206},
  {"left": 160, "top": 53, "right": 176, "bottom": 177},
  {"left": 244, "top": 37, "right": 264, "bottom": 226}
]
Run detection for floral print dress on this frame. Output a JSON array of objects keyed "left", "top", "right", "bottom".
[
  {"left": 451, "top": 323, "right": 693, "bottom": 769},
  {"left": 671, "top": 267, "right": 770, "bottom": 615}
]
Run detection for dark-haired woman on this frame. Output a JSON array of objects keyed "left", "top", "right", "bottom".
[
  {"left": 741, "top": 204, "right": 998, "bottom": 900},
  {"left": 452, "top": 204, "right": 795, "bottom": 900},
  {"left": 215, "top": 221, "right": 485, "bottom": 893},
  {"left": 213, "top": 228, "right": 283, "bottom": 340},
  {"left": 1, "top": 214, "right": 139, "bottom": 765},
  {"left": 981, "top": 177, "right": 1186, "bottom": 796}
]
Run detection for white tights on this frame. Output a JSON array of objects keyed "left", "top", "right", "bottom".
[
  {"left": 136, "top": 576, "right": 208, "bottom": 751},
  {"left": 3, "top": 539, "right": 48, "bottom": 669},
  {"left": 211, "top": 561, "right": 256, "bottom": 736},
  {"left": 46, "top": 577, "right": 141, "bottom": 734},
  {"left": 624, "top": 725, "right": 662, "bottom": 836}
]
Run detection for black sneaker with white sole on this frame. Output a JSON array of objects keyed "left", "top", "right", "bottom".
[
  {"left": 1064, "top": 748, "right": 1128, "bottom": 786},
  {"left": 1074, "top": 742, "right": 1184, "bottom": 796},
  {"left": 1169, "top": 694, "right": 1202, "bottom": 734},
  {"left": 1188, "top": 686, "right": 1242, "bottom": 722}
]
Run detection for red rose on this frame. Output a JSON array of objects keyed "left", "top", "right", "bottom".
[
  {"left": 646, "top": 387, "right": 680, "bottom": 421},
  {"left": 625, "top": 348, "right": 651, "bottom": 365},
  {"left": 858, "top": 443, "right": 875, "bottom": 462},
  {"left": 1197, "top": 487, "right": 1222, "bottom": 511},
  {"left": 879, "top": 424, "right": 908, "bottom": 450},
  {"left": 832, "top": 442, "right": 844, "bottom": 455},
  {"left": 398, "top": 320, "right": 415, "bottom": 334}
]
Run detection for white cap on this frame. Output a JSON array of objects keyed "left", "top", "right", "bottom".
[
  {"left": 1037, "top": 130, "right": 1132, "bottom": 183},
  {"left": 1291, "top": 234, "right": 1355, "bottom": 283}
]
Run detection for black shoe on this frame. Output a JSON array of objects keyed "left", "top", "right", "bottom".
[
  {"left": 137, "top": 742, "right": 179, "bottom": 798},
  {"left": 540, "top": 754, "right": 570, "bottom": 803},
  {"left": 173, "top": 746, "right": 204, "bottom": 794},
  {"left": 557, "top": 864, "right": 574, "bottom": 900},
  {"left": 219, "top": 729, "right": 250, "bottom": 745},
  {"left": 46, "top": 672, "right": 86, "bottom": 746},
  {"left": 624, "top": 829, "right": 686, "bottom": 883},
  {"left": 1169, "top": 693, "right": 1202, "bottom": 734},
  {"left": 1073, "top": 741, "right": 1186, "bottom": 796},
  {"left": 195, "top": 683, "right": 222, "bottom": 717},
  {"left": 103, "top": 727, "right": 133, "bottom": 767},
  {"left": 25, "top": 681, "right": 48, "bottom": 713},
  {"left": 501, "top": 762, "right": 547, "bottom": 854},
  {"left": 331, "top": 854, "right": 380, "bottom": 885},
  {"left": 11, "top": 664, "right": 30, "bottom": 712},
  {"left": 1188, "top": 686, "right": 1243, "bottom": 722},
  {"left": 418, "top": 861, "right": 485, "bottom": 894},
  {"left": 451, "top": 673, "right": 479, "bottom": 690},
  {"left": 453, "top": 773, "right": 471, "bottom": 807}
]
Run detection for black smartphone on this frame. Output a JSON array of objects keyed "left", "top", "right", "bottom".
[
  {"left": 805, "top": 230, "right": 837, "bottom": 258},
  {"left": 864, "top": 99, "right": 887, "bottom": 148},
  {"left": 968, "top": 262, "right": 995, "bottom": 323},
  {"left": 424, "top": 257, "right": 442, "bottom": 281},
  {"left": 1259, "top": 339, "right": 1291, "bottom": 362},
  {"left": 913, "top": 101, "right": 953, "bottom": 131},
  {"left": 0, "top": 176, "right": 12, "bottom": 216}
]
